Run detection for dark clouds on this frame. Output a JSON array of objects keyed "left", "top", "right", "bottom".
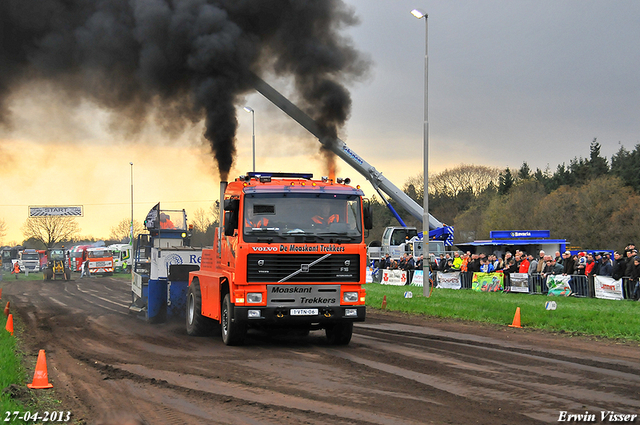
[{"left": 0, "top": 0, "right": 370, "bottom": 179}]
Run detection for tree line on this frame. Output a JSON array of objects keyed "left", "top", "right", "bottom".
[{"left": 367, "top": 139, "right": 640, "bottom": 252}]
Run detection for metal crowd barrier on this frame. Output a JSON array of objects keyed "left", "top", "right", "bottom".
[{"left": 374, "top": 268, "right": 638, "bottom": 300}]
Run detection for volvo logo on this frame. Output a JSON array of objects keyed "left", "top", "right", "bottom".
[
  {"left": 344, "top": 260, "right": 351, "bottom": 266},
  {"left": 257, "top": 260, "right": 264, "bottom": 266}
]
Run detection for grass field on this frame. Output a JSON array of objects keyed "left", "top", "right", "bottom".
[
  {"left": 365, "top": 283, "right": 640, "bottom": 341},
  {"left": 0, "top": 314, "right": 28, "bottom": 420}
]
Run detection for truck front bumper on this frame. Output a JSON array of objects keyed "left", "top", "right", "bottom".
[{"left": 234, "top": 305, "right": 366, "bottom": 325}]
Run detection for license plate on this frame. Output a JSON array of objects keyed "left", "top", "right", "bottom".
[{"left": 290, "top": 308, "right": 318, "bottom": 316}]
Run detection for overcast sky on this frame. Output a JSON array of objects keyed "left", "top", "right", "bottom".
[{"left": 2, "top": 0, "right": 639, "bottom": 242}]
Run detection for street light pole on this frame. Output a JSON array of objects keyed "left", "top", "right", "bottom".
[
  {"left": 129, "top": 161, "right": 134, "bottom": 249},
  {"left": 411, "top": 9, "right": 430, "bottom": 297},
  {"left": 243, "top": 106, "right": 255, "bottom": 172}
]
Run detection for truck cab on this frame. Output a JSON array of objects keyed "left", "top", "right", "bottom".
[
  {"left": 86, "top": 247, "right": 114, "bottom": 276},
  {"left": 109, "top": 244, "right": 132, "bottom": 273},
  {"left": 18, "top": 249, "right": 41, "bottom": 273},
  {"left": 187, "top": 172, "right": 372, "bottom": 346}
]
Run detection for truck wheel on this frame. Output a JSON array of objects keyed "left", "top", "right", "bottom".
[
  {"left": 64, "top": 268, "right": 71, "bottom": 280},
  {"left": 221, "top": 293, "right": 246, "bottom": 346},
  {"left": 325, "top": 322, "right": 353, "bottom": 345},
  {"left": 186, "top": 279, "right": 216, "bottom": 336}
]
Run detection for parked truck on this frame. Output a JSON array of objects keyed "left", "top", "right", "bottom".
[
  {"left": 1, "top": 246, "right": 21, "bottom": 272},
  {"left": 108, "top": 243, "right": 132, "bottom": 273},
  {"left": 68, "top": 245, "right": 91, "bottom": 272},
  {"left": 17, "top": 249, "right": 41, "bottom": 273},
  {"left": 185, "top": 172, "right": 372, "bottom": 346},
  {"left": 367, "top": 227, "right": 447, "bottom": 265},
  {"left": 86, "top": 247, "right": 114, "bottom": 276}
]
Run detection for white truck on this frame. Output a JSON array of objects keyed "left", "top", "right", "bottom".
[
  {"left": 367, "top": 226, "right": 446, "bottom": 265},
  {"left": 108, "top": 244, "right": 132, "bottom": 273},
  {"left": 17, "top": 249, "right": 41, "bottom": 273}
]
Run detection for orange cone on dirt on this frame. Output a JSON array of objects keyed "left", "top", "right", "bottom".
[
  {"left": 27, "top": 350, "right": 54, "bottom": 389},
  {"left": 5, "top": 314, "right": 13, "bottom": 336},
  {"left": 508, "top": 307, "right": 522, "bottom": 328},
  {"left": 381, "top": 295, "right": 387, "bottom": 310},
  {"left": 3, "top": 301, "right": 9, "bottom": 317},
  {"left": 0, "top": 287, "right": 3, "bottom": 300}
]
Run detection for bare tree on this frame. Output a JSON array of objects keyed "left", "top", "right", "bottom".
[
  {"left": 22, "top": 216, "right": 80, "bottom": 248},
  {"left": 408, "top": 164, "right": 501, "bottom": 198},
  {"left": 191, "top": 208, "right": 213, "bottom": 233},
  {"left": 109, "top": 219, "right": 145, "bottom": 242}
]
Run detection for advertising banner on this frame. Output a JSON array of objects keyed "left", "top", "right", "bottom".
[
  {"left": 472, "top": 272, "right": 504, "bottom": 292},
  {"left": 381, "top": 269, "right": 408, "bottom": 286},
  {"left": 150, "top": 249, "right": 202, "bottom": 280},
  {"left": 594, "top": 276, "right": 624, "bottom": 301},
  {"left": 436, "top": 271, "right": 462, "bottom": 289},
  {"left": 410, "top": 270, "right": 424, "bottom": 287},
  {"left": 547, "top": 275, "right": 572, "bottom": 296},
  {"left": 366, "top": 267, "right": 373, "bottom": 283},
  {"left": 508, "top": 273, "right": 529, "bottom": 293}
]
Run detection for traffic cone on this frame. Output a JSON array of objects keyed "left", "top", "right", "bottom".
[
  {"left": 0, "top": 287, "right": 3, "bottom": 300},
  {"left": 5, "top": 314, "right": 13, "bottom": 336},
  {"left": 27, "top": 350, "right": 54, "bottom": 389},
  {"left": 3, "top": 301, "right": 9, "bottom": 317},
  {"left": 508, "top": 307, "right": 522, "bottom": 328},
  {"left": 381, "top": 295, "right": 387, "bottom": 310}
]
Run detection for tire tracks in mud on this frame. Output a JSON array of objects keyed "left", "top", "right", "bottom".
[{"left": 4, "top": 277, "right": 639, "bottom": 424}]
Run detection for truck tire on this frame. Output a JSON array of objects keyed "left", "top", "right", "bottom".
[
  {"left": 221, "top": 293, "right": 246, "bottom": 346},
  {"left": 325, "top": 322, "right": 353, "bottom": 345},
  {"left": 186, "top": 279, "right": 216, "bottom": 336}
]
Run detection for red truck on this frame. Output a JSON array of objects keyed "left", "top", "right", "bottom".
[{"left": 186, "top": 172, "right": 372, "bottom": 345}]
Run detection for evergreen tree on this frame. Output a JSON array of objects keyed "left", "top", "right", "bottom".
[
  {"left": 587, "top": 138, "right": 609, "bottom": 178},
  {"left": 611, "top": 144, "right": 640, "bottom": 192},
  {"left": 518, "top": 162, "right": 531, "bottom": 180},
  {"left": 498, "top": 167, "right": 514, "bottom": 195}
]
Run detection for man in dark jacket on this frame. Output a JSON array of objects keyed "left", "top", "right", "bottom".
[
  {"left": 599, "top": 253, "right": 612, "bottom": 277},
  {"left": 625, "top": 249, "right": 637, "bottom": 278},
  {"left": 612, "top": 251, "right": 626, "bottom": 280},
  {"left": 562, "top": 251, "right": 575, "bottom": 275}
]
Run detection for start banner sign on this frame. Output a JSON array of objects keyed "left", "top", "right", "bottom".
[{"left": 29, "top": 206, "right": 83, "bottom": 217}]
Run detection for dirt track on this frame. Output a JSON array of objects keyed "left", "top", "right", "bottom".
[{"left": 3, "top": 275, "right": 639, "bottom": 424}]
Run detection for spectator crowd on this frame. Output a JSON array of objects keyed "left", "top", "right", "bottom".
[{"left": 377, "top": 244, "right": 640, "bottom": 300}]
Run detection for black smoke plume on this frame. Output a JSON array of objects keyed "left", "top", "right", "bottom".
[{"left": 0, "top": 0, "right": 370, "bottom": 180}]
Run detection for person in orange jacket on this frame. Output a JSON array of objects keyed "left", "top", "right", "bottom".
[{"left": 11, "top": 261, "right": 20, "bottom": 278}]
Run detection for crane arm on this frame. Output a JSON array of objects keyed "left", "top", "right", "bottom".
[{"left": 250, "top": 74, "right": 444, "bottom": 231}]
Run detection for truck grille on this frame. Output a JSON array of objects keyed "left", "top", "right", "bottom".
[{"left": 247, "top": 254, "right": 360, "bottom": 283}]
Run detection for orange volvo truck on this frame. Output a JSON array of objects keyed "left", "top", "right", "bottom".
[{"left": 186, "top": 171, "right": 373, "bottom": 345}]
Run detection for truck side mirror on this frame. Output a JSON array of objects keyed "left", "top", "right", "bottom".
[
  {"left": 223, "top": 198, "right": 239, "bottom": 236},
  {"left": 223, "top": 211, "right": 238, "bottom": 236},
  {"left": 224, "top": 198, "right": 239, "bottom": 212},
  {"left": 363, "top": 201, "right": 373, "bottom": 230}
]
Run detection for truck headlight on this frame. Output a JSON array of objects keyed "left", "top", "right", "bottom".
[
  {"left": 246, "top": 292, "right": 263, "bottom": 303},
  {"left": 343, "top": 292, "right": 358, "bottom": 303}
]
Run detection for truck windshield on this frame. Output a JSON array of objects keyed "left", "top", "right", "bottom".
[
  {"left": 88, "top": 250, "right": 111, "bottom": 258},
  {"left": 243, "top": 193, "right": 362, "bottom": 243}
]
